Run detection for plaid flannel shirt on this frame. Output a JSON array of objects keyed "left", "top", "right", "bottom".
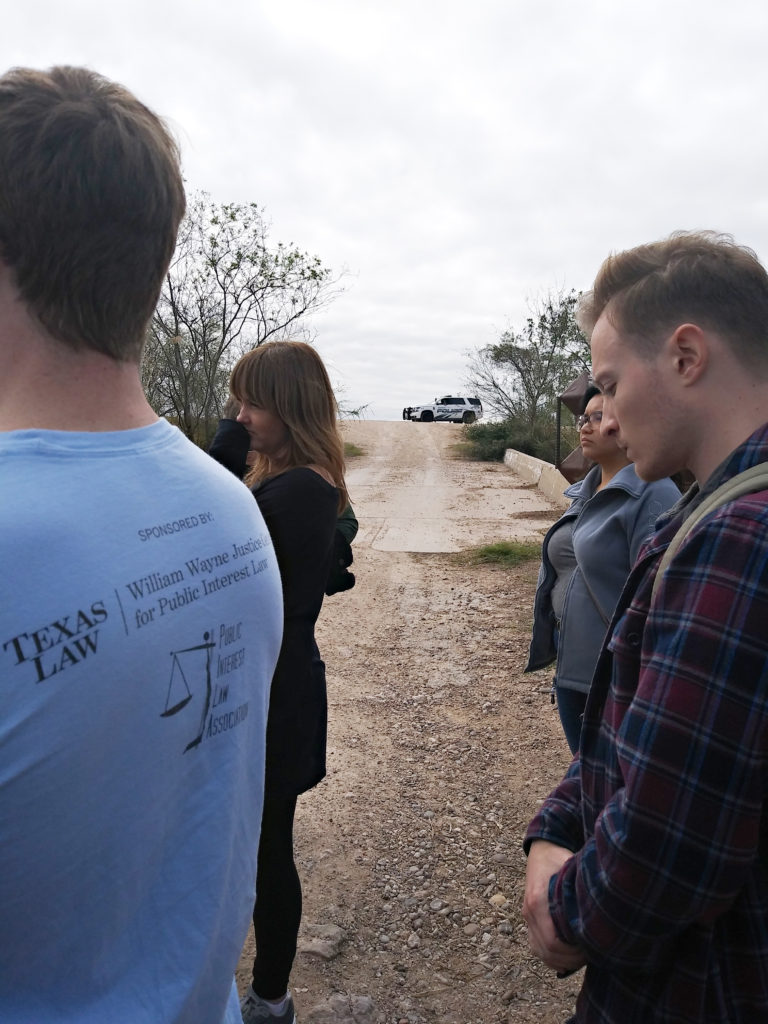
[{"left": 525, "top": 423, "right": 768, "bottom": 1023}]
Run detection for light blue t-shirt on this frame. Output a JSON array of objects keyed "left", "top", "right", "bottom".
[{"left": 0, "top": 419, "right": 282, "bottom": 1024}]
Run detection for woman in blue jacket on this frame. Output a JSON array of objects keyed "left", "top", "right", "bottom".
[{"left": 525, "top": 386, "right": 680, "bottom": 753}]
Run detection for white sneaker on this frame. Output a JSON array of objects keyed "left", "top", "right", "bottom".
[{"left": 240, "top": 986, "right": 297, "bottom": 1024}]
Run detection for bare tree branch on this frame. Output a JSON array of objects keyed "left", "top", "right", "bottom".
[
  {"left": 141, "top": 191, "right": 343, "bottom": 443},
  {"left": 464, "top": 289, "right": 590, "bottom": 437}
]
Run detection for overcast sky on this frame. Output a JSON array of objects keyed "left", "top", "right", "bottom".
[{"left": 6, "top": 0, "right": 768, "bottom": 418}]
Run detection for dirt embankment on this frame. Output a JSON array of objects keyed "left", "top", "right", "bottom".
[{"left": 236, "top": 420, "right": 580, "bottom": 1024}]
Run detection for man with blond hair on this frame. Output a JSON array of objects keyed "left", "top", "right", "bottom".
[
  {"left": 0, "top": 66, "right": 282, "bottom": 1023},
  {"left": 524, "top": 232, "right": 768, "bottom": 1022}
]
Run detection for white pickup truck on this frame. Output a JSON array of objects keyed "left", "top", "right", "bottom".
[{"left": 402, "top": 396, "right": 483, "bottom": 424}]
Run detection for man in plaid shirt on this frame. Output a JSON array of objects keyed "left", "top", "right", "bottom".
[{"left": 523, "top": 232, "right": 768, "bottom": 1023}]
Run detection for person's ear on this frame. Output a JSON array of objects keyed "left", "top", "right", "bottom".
[{"left": 666, "top": 323, "right": 708, "bottom": 387}]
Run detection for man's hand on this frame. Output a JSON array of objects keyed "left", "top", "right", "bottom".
[
  {"left": 222, "top": 395, "right": 241, "bottom": 420},
  {"left": 523, "top": 840, "right": 587, "bottom": 973}
]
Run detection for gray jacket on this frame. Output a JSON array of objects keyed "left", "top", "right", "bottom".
[{"left": 525, "top": 463, "right": 680, "bottom": 693}]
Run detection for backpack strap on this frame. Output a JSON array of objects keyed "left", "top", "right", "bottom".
[{"left": 651, "top": 463, "right": 768, "bottom": 603}]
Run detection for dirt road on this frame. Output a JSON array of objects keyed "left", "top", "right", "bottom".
[
  {"left": 236, "top": 421, "right": 580, "bottom": 1024},
  {"left": 344, "top": 420, "right": 559, "bottom": 552}
]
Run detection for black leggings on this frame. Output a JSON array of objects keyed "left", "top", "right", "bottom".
[
  {"left": 555, "top": 683, "right": 588, "bottom": 756},
  {"left": 251, "top": 793, "right": 302, "bottom": 1000}
]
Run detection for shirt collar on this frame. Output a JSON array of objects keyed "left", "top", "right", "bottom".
[{"left": 564, "top": 462, "right": 645, "bottom": 501}]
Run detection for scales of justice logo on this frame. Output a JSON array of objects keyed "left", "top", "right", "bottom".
[{"left": 160, "top": 630, "right": 215, "bottom": 752}]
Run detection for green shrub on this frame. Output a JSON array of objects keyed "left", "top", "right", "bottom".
[
  {"left": 461, "top": 417, "right": 578, "bottom": 464},
  {"left": 461, "top": 420, "right": 538, "bottom": 462}
]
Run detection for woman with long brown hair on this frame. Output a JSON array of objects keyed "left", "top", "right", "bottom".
[{"left": 211, "top": 341, "right": 348, "bottom": 1024}]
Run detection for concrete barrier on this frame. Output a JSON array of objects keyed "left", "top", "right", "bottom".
[{"left": 503, "top": 449, "right": 570, "bottom": 509}]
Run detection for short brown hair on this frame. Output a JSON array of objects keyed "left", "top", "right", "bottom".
[
  {"left": 230, "top": 341, "right": 348, "bottom": 511},
  {"left": 0, "top": 65, "right": 186, "bottom": 361},
  {"left": 577, "top": 231, "right": 768, "bottom": 371}
]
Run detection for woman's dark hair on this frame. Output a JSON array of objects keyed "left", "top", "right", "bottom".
[{"left": 581, "top": 383, "right": 601, "bottom": 415}]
